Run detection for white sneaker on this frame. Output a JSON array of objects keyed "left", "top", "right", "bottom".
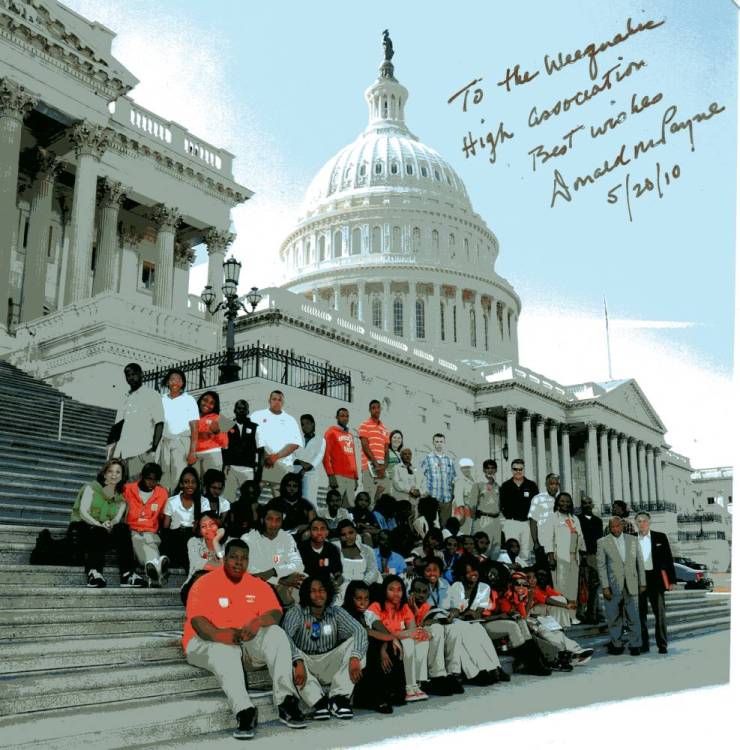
[
  {"left": 158, "top": 555, "right": 170, "bottom": 586},
  {"left": 86, "top": 569, "right": 106, "bottom": 588},
  {"left": 145, "top": 560, "right": 160, "bottom": 587}
]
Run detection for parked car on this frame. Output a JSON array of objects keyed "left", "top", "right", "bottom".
[
  {"left": 674, "top": 562, "right": 714, "bottom": 590},
  {"left": 673, "top": 556, "right": 708, "bottom": 571}
]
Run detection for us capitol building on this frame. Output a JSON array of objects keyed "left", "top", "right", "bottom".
[{"left": 0, "top": 2, "right": 731, "bottom": 569}]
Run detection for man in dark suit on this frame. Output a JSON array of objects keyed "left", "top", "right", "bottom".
[
  {"left": 577, "top": 496, "right": 604, "bottom": 624},
  {"left": 635, "top": 511, "right": 676, "bottom": 654}
]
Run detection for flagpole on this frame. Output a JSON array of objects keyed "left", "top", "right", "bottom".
[{"left": 604, "top": 296, "right": 613, "bottom": 380}]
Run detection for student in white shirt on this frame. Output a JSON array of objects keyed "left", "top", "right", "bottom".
[
  {"left": 162, "top": 466, "right": 199, "bottom": 567},
  {"left": 292, "top": 414, "right": 326, "bottom": 512},
  {"left": 159, "top": 369, "right": 199, "bottom": 493}
]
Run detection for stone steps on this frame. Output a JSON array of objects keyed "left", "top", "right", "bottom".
[
  {"left": 0, "top": 564, "right": 187, "bottom": 587},
  {"left": 1, "top": 585, "right": 184, "bottom": 610}
]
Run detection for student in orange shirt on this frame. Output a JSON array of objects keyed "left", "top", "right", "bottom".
[
  {"left": 183, "top": 539, "right": 306, "bottom": 739},
  {"left": 323, "top": 407, "right": 359, "bottom": 507},
  {"left": 123, "top": 462, "right": 169, "bottom": 587},
  {"left": 368, "top": 575, "right": 431, "bottom": 703},
  {"left": 194, "top": 391, "right": 228, "bottom": 477}
]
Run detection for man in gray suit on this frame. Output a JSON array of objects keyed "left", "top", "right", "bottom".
[{"left": 596, "top": 516, "right": 646, "bottom": 655}]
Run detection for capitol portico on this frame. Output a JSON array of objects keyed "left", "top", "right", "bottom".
[{"left": 0, "top": 0, "right": 251, "bottom": 397}]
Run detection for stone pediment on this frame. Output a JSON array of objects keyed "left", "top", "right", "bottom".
[
  {"left": 597, "top": 379, "right": 666, "bottom": 433},
  {"left": 0, "top": 0, "right": 138, "bottom": 97}
]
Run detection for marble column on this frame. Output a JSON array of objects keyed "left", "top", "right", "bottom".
[
  {"left": 599, "top": 427, "right": 611, "bottom": 506},
  {"left": 454, "top": 285, "right": 463, "bottom": 343},
  {"left": 609, "top": 431, "right": 622, "bottom": 502},
  {"left": 535, "top": 416, "right": 547, "bottom": 488},
  {"left": 21, "top": 149, "right": 60, "bottom": 321},
  {"left": 522, "top": 412, "right": 533, "bottom": 470},
  {"left": 64, "top": 123, "right": 112, "bottom": 305},
  {"left": 647, "top": 447, "right": 657, "bottom": 505},
  {"left": 91, "top": 179, "right": 126, "bottom": 297},
  {"left": 638, "top": 443, "right": 649, "bottom": 507},
  {"left": 629, "top": 439, "right": 640, "bottom": 506},
  {"left": 654, "top": 449, "right": 665, "bottom": 503},
  {"left": 586, "top": 423, "right": 601, "bottom": 505},
  {"left": 357, "top": 280, "right": 366, "bottom": 322},
  {"left": 383, "top": 280, "right": 391, "bottom": 333},
  {"left": 505, "top": 406, "right": 518, "bottom": 463},
  {"left": 430, "top": 283, "right": 440, "bottom": 344},
  {"left": 151, "top": 204, "right": 180, "bottom": 309},
  {"left": 174, "top": 242, "right": 195, "bottom": 313},
  {"left": 474, "top": 293, "right": 484, "bottom": 350},
  {"left": 0, "top": 79, "right": 37, "bottom": 330},
  {"left": 560, "top": 427, "right": 572, "bottom": 493},
  {"left": 408, "top": 281, "right": 416, "bottom": 342},
  {"left": 619, "top": 434, "right": 631, "bottom": 505},
  {"left": 549, "top": 421, "right": 560, "bottom": 476},
  {"left": 203, "top": 228, "right": 234, "bottom": 329}
]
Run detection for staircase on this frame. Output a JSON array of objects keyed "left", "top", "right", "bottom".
[{"left": 0, "top": 361, "right": 115, "bottom": 527}]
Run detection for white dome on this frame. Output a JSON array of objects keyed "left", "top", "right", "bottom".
[{"left": 299, "top": 129, "right": 472, "bottom": 219}]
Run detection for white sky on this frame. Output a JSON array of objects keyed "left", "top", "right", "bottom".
[{"left": 64, "top": 0, "right": 736, "bottom": 468}]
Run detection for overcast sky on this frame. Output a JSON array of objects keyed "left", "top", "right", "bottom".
[{"left": 66, "top": 0, "right": 736, "bottom": 468}]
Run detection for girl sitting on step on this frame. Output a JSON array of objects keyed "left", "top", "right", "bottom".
[
  {"left": 180, "top": 511, "right": 226, "bottom": 605},
  {"left": 162, "top": 467, "right": 200, "bottom": 569}
]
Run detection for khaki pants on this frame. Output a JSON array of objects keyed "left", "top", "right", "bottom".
[
  {"left": 124, "top": 451, "right": 156, "bottom": 482},
  {"left": 194, "top": 450, "right": 223, "bottom": 480},
  {"left": 531, "top": 598, "right": 577, "bottom": 627},
  {"left": 160, "top": 434, "right": 191, "bottom": 493},
  {"left": 302, "top": 472, "right": 320, "bottom": 512},
  {"left": 130, "top": 531, "right": 161, "bottom": 566},
  {"left": 483, "top": 617, "right": 531, "bottom": 648},
  {"left": 332, "top": 475, "right": 357, "bottom": 508},
  {"left": 446, "top": 620, "right": 500, "bottom": 678},
  {"left": 425, "top": 622, "right": 447, "bottom": 679},
  {"left": 438, "top": 501, "right": 453, "bottom": 529},
  {"left": 361, "top": 470, "right": 386, "bottom": 499},
  {"left": 296, "top": 638, "right": 363, "bottom": 706},
  {"left": 224, "top": 465, "right": 254, "bottom": 502},
  {"left": 186, "top": 625, "right": 297, "bottom": 714},
  {"left": 502, "top": 519, "right": 532, "bottom": 560},
  {"left": 401, "top": 637, "right": 429, "bottom": 690}
]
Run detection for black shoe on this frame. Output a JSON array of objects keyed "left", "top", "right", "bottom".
[
  {"left": 86, "top": 570, "right": 106, "bottom": 588},
  {"left": 658, "top": 646, "right": 668, "bottom": 654},
  {"left": 234, "top": 707, "right": 257, "bottom": 740},
  {"left": 640, "top": 645, "right": 650, "bottom": 653},
  {"left": 120, "top": 571, "right": 147, "bottom": 588},
  {"left": 330, "top": 695, "right": 354, "bottom": 719},
  {"left": 422, "top": 676, "right": 454, "bottom": 696},
  {"left": 469, "top": 671, "right": 491, "bottom": 686},
  {"left": 494, "top": 667, "right": 511, "bottom": 682},
  {"left": 606, "top": 643, "right": 625, "bottom": 655},
  {"left": 312, "top": 695, "right": 331, "bottom": 721},
  {"left": 447, "top": 674, "right": 465, "bottom": 694},
  {"left": 278, "top": 695, "right": 307, "bottom": 728},
  {"left": 375, "top": 703, "right": 393, "bottom": 714},
  {"left": 554, "top": 652, "right": 574, "bottom": 672},
  {"left": 629, "top": 647, "right": 641, "bottom": 656}
]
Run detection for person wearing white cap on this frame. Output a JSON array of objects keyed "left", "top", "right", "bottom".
[{"left": 452, "top": 459, "right": 476, "bottom": 535}]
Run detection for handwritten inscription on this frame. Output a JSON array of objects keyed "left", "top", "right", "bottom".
[{"left": 446, "top": 15, "right": 725, "bottom": 222}]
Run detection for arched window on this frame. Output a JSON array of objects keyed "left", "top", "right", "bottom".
[
  {"left": 434, "top": 169, "right": 441, "bottom": 180},
  {"left": 349, "top": 300, "right": 358, "bottom": 320},
  {"left": 453, "top": 304, "right": 458, "bottom": 343},
  {"left": 497, "top": 302, "right": 504, "bottom": 336},
  {"left": 412, "top": 227, "right": 421, "bottom": 254},
  {"left": 303, "top": 240, "right": 311, "bottom": 266},
  {"left": 390, "top": 162, "right": 399, "bottom": 175},
  {"left": 374, "top": 161, "right": 383, "bottom": 175},
  {"left": 440, "top": 301, "right": 446, "bottom": 341},
  {"left": 319, "top": 235, "right": 326, "bottom": 261},
  {"left": 421, "top": 165, "right": 428, "bottom": 177},
  {"left": 393, "top": 297, "right": 404, "bottom": 337},
  {"left": 406, "top": 164, "right": 413, "bottom": 175},
  {"left": 371, "top": 226, "right": 381, "bottom": 253},
  {"left": 392, "top": 226, "right": 401, "bottom": 252},
  {"left": 432, "top": 230, "right": 439, "bottom": 250},
  {"left": 415, "top": 299, "right": 425, "bottom": 339},
  {"left": 359, "top": 163, "right": 367, "bottom": 177},
  {"left": 333, "top": 230, "right": 342, "bottom": 258},
  {"left": 449, "top": 234, "right": 456, "bottom": 256},
  {"left": 372, "top": 297, "right": 382, "bottom": 328},
  {"left": 470, "top": 309, "right": 477, "bottom": 347},
  {"left": 464, "top": 237, "right": 470, "bottom": 260},
  {"left": 351, "top": 227, "right": 361, "bottom": 255},
  {"left": 483, "top": 313, "right": 489, "bottom": 351}
]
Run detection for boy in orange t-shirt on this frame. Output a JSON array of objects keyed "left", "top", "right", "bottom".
[{"left": 123, "top": 462, "right": 169, "bottom": 587}]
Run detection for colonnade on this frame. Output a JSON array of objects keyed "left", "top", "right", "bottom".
[{"left": 504, "top": 407, "right": 666, "bottom": 508}]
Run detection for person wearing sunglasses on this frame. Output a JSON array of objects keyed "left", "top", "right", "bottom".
[{"left": 499, "top": 459, "right": 539, "bottom": 563}]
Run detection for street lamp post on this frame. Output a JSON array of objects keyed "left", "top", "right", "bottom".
[{"left": 200, "top": 257, "right": 262, "bottom": 384}]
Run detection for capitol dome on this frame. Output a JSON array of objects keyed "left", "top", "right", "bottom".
[{"left": 280, "top": 35, "right": 521, "bottom": 365}]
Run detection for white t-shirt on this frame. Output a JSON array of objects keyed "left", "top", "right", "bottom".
[
  {"left": 449, "top": 580, "right": 492, "bottom": 611},
  {"left": 162, "top": 392, "right": 199, "bottom": 438},
  {"left": 200, "top": 496, "right": 231, "bottom": 515},
  {"left": 252, "top": 408, "right": 303, "bottom": 469},
  {"left": 164, "top": 494, "right": 196, "bottom": 529}
]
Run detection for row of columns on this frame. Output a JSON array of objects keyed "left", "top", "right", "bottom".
[
  {"left": 312, "top": 280, "right": 516, "bottom": 351},
  {"left": 503, "top": 408, "right": 665, "bottom": 509},
  {"left": 0, "top": 77, "right": 233, "bottom": 324},
  {"left": 585, "top": 423, "right": 665, "bottom": 509}
]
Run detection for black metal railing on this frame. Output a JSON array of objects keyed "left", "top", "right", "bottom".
[
  {"left": 677, "top": 531, "right": 726, "bottom": 541},
  {"left": 142, "top": 342, "right": 352, "bottom": 401},
  {"left": 601, "top": 502, "right": 677, "bottom": 515},
  {"left": 677, "top": 513, "right": 724, "bottom": 524}
]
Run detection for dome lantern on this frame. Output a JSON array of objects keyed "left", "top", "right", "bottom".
[{"left": 364, "top": 30, "right": 410, "bottom": 135}]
